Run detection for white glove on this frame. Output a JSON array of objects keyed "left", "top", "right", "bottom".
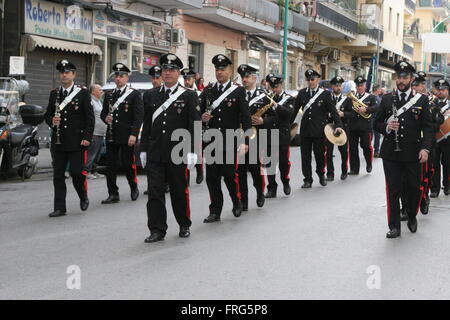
[
  {"left": 140, "top": 152, "right": 147, "bottom": 168},
  {"left": 187, "top": 152, "right": 197, "bottom": 171}
]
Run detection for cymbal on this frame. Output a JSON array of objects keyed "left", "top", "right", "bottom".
[{"left": 324, "top": 123, "right": 347, "bottom": 146}]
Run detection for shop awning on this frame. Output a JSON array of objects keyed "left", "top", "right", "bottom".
[
  {"left": 253, "top": 36, "right": 294, "bottom": 54},
  {"left": 21, "top": 35, "right": 103, "bottom": 56}
]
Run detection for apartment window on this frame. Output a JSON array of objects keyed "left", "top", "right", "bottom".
[
  {"left": 388, "top": 7, "right": 392, "bottom": 32},
  {"left": 188, "top": 41, "right": 204, "bottom": 75},
  {"left": 396, "top": 13, "right": 400, "bottom": 36},
  {"left": 94, "top": 38, "right": 106, "bottom": 85}
]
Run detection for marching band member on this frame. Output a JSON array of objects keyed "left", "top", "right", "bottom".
[
  {"left": 101, "top": 63, "right": 143, "bottom": 204},
  {"left": 200, "top": 54, "right": 252, "bottom": 223},
  {"left": 374, "top": 61, "right": 433, "bottom": 238},
  {"left": 44, "top": 60, "right": 94, "bottom": 217},
  {"left": 293, "top": 69, "right": 343, "bottom": 188},
  {"left": 326, "top": 76, "right": 352, "bottom": 181},
  {"left": 348, "top": 76, "right": 378, "bottom": 175},
  {"left": 236, "top": 64, "right": 270, "bottom": 210},
  {"left": 430, "top": 79, "right": 450, "bottom": 198},
  {"left": 140, "top": 54, "right": 200, "bottom": 243},
  {"left": 264, "top": 74, "right": 294, "bottom": 198}
]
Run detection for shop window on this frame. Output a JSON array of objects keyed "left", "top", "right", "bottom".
[
  {"left": 267, "top": 52, "right": 281, "bottom": 75},
  {"left": 143, "top": 52, "right": 160, "bottom": 74},
  {"left": 132, "top": 46, "right": 143, "bottom": 72},
  {"left": 248, "top": 49, "right": 261, "bottom": 75},
  {"left": 94, "top": 38, "right": 106, "bottom": 85},
  {"left": 188, "top": 41, "right": 203, "bottom": 75}
]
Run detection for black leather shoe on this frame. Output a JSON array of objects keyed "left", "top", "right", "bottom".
[
  {"left": 386, "top": 228, "right": 401, "bottom": 238},
  {"left": 144, "top": 190, "right": 148, "bottom": 195},
  {"left": 348, "top": 171, "right": 359, "bottom": 175},
  {"left": 49, "top": 209, "right": 67, "bottom": 218},
  {"left": 196, "top": 173, "right": 204, "bottom": 184},
  {"left": 179, "top": 226, "right": 190, "bottom": 238},
  {"left": 340, "top": 172, "right": 348, "bottom": 180},
  {"left": 301, "top": 182, "right": 312, "bottom": 189},
  {"left": 144, "top": 232, "right": 165, "bottom": 243},
  {"left": 256, "top": 193, "right": 265, "bottom": 207},
  {"left": 80, "top": 198, "right": 89, "bottom": 211},
  {"left": 420, "top": 197, "right": 430, "bottom": 215},
  {"left": 444, "top": 187, "right": 450, "bottom": 196},
  {"left": 374, "top": 152, "right": 380, "bottom": 158},
  {"left": 203, "top": 213, "right": 221, "bottom": 223},
  {"left": 407, "top": 217, "right": 418, "bottom": 233},
  {"left": 319, "top": 176, "right": 327, "bottom": 186},
  {"left": 265, "top": 190, "right": 277, "bottom": 198},
  {"left": 101, "top": 194, "right": 120, "bottom": 204},
  {"left": 283, "top": 183, "right": 291, "bottom": 195},
  {"left": 366, "top": 164, "right": 373, "bottom": 173},
  {"left": 131, "top": 187, "right": 139, "bottom": 201},
  {"left": 242, "top": 202, "right": 248, "bottom": 211},
  {"left": 400, "top": 208, "right": 408, "bottom": 221},
  {"left": 326, "top": 174, "right": 334, "bottom": 181},
  {"left": 232, "top": 202, "right": 242, "bottom": 217},
  {"left": 430, "top": 191, "right": 439, "bottom": 198}
]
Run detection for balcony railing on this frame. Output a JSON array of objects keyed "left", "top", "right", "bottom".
[
  {"left": 405, "top": 0, "right": 416, "bottom": 12},
  {"left": 404, "top": 24, "right": 421, "bottom": 41},
  {"left": 315, "top": 1, "right": 358, "bottom": 34},
  {"left": 418, "top": 0, "right": 450, "bottom": 10},
  {"left": 203, "top": 0, "right": 279, "bottom": 25},
  {"left": 403, "top": 42, "right": 414, "bottom": 56}
]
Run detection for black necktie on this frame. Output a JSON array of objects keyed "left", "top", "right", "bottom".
[
  {"left": 63, "top": 90, "right": 68, "bottom": 98},
  {"left": 165, "top": 88, "right": 171, "bottom": 99},
  {"left": 400, "top": 92, "right": 407, "bottom": 105},
  {"left": 247, "top": 91, "right": 252, "bottom": 101},
  {"left": 219, "top": 84, "right": 224, "bottom": 93},
  {"left": 311, "top": 90, "right": 315, "bottom": 97}
]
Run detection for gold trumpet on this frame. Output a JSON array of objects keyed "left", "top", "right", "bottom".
[
  {"left": 249, "top": 93, "right": 277, "bottom": 139},
  {"left": 347, "top": 91, "right": 371, "bottom": 119}
]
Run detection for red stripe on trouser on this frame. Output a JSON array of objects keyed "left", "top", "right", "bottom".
[
  {"left": 132, "top": 154, "right": 138, "bottom": 184},
  {"left": 416, "top": 167, "right": 425, "bottom": 216},
  {"left": 285, "top": 146, "right": 291, "bottom": 180},
  {"left": 368, "top": 132, "right": 374, "bottom": 162},
  {"left": 259, "top": 158, "right": 266, "bottom": 193},
  {"left": 81, "top": 150, "right": 88, "bottom": 193},
  {"left": 422, "top": 162, "right": 429, "bottom": 200},
  {"left": 184, "top": 168, "right": 191, "bottom": 219},
  {"left": 385, "top": 178, "right": 391, "bottom": 225},
  {"left": 234, "top": 154, "right": 241, "bottom": 201},
  {"left": 323, "top": 143, "right": 327, "bottom": 174},
  {"left": 346, "top": 142, "right": 350, "bottom": 170}
]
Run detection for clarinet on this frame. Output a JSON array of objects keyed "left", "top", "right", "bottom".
[
  {"left": 202, "top": 83, "right": 214, "bottom": 143},
  {"left": 107, "top": 101, "right": 114, "bottom": 143},
  {"left": 54, "top": 89, "right": 62, "bottom": 145},
  {"left": 392, "top": 91, "right": 401, "bottom": 152}
]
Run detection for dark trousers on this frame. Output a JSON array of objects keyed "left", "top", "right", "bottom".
[
  {"left": 431, "top": 141, "right": 450, "bottom": 193},
  {"left": 326, "top": 139, "right": 349, "bottom": 177},
  {"left": 266, "top": 143, "right": 290, "bottom": 191},
  {"left": 52, "top": 149, "right": 88, "bottom": 211},
  {"left": 106, "top": 143, "right": 138, "bottom": 195},
  {"left": 383, "top": 160, "right": 422, "bottom": 230},
  {"left": 147, "top": 162, "right": 191, "bottom": 234},
  {"left": 238, "top": 156, "right": 265, "bottom": 206},
  {"left": 206, "top": 163, "right": 241, "bottom": 216},
  {"left": 301, "top": 136, "right": 326, "bottom": 183},
  {"left": 373, "top": 130, "right": 381, "bottom": 153},
  {"left": 349, "top": 130, "right": 373, "bottom": 173}
]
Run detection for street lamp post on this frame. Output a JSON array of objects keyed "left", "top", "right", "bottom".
[{"left": 282, "top": 0, "right": 289, "bottom": 81}]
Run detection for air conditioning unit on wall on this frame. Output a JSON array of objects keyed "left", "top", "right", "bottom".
[
  {"left": 331, "top": 49, "right": 340, "bottom": 61},
  {"left": 171, "top": 28, "right": 185, "bottom": 46}
]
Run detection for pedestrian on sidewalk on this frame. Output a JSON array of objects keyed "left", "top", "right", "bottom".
[{"left": 85, "top": 84, "right": 107, "bottom": 179}]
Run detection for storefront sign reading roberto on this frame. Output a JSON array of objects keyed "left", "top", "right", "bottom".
[{"left": 24, "top": 0, "right": 93, "bottom": 43}]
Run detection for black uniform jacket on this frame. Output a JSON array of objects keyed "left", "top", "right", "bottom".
[
  {"left": 293, "top": 88, "right": 342, "bottom": 138},
  {"left": 100, "top": 85, "right": 144, "bottom": 145},
  {"left": 347, "top": 92, "right": 379, "bottom": 131},
  {"left": 327, "top": 93, "right": 353, "bottom": 129},
  {"left": 199, "top": 81, "right": 252, "bottom": 150},
  {"left": 141, "top": 84, "right": 200, "bottom": 163},
  {"left": 374, "top": 91, "right": 433, "bottom": 162},
  {"left": 45, "top": 85, "right": 94, "bottom": 152}
]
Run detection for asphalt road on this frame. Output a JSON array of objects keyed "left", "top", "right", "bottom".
[{"left": 0, "top": 147, "right": 449, "bottom": 299}]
